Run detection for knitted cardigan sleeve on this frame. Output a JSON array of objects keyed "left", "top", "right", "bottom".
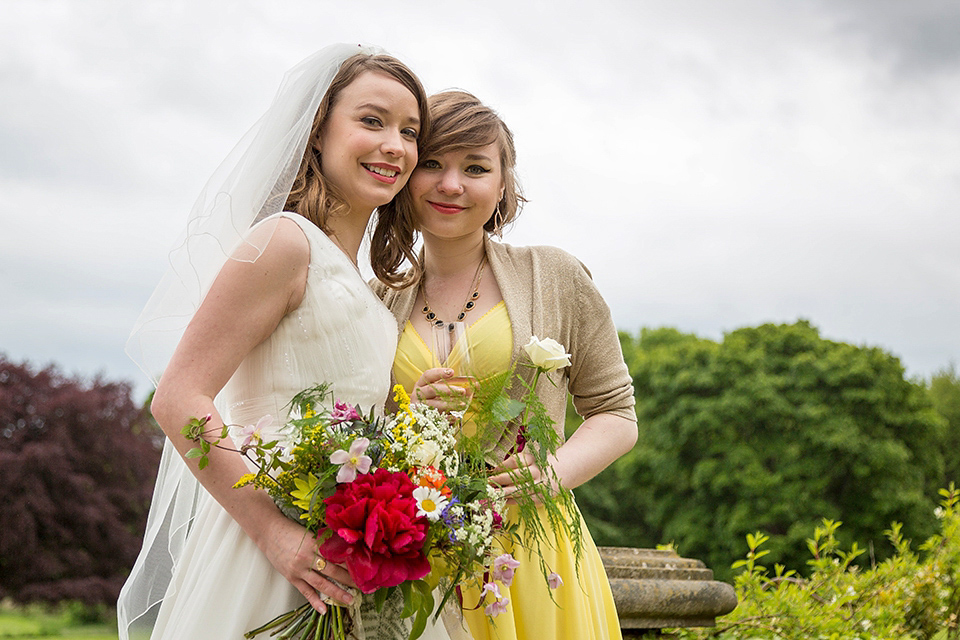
[{"left": 534, "top": 246, "right": 636, "bottom": 422}]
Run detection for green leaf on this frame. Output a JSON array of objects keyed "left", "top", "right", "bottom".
[
  {"left": 405, "top": 589, "right": 423, "bottom": 621},
  {"left": 409, "top": 602, "right": 430, "bottom": 640},
  {"left": 491, "top": 396, "right": 524, "bottom": 422},
  {"left": 374, "top": 586, "right": 391, "bottom": 613}
]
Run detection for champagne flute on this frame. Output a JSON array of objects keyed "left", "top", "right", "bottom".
[{"left": 431, "top": 321, "right": 475, "bottom": 390}]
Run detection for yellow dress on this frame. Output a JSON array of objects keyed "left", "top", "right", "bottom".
[{"left": 394, "top": 302, "right": 623, "bottom": 640}]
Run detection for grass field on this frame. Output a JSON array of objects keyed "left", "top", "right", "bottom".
[{"left": 0, "top": 605, "right": 118, "bottom": 640}]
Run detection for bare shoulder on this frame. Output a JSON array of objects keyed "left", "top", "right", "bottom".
[
  {"left": 213, "top": 215, "right": 311, "bottom": 313},
  {"left": 245, "top": 215, "right": 311, "bottom": 269}
]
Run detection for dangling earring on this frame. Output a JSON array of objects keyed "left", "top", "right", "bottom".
[{"left": 492, "top": 203, "right": 505, "bottom": 237}]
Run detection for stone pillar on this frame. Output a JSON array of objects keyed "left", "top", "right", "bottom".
[{"left": 599, "top": 547, "right": 738, "bottom": 635}]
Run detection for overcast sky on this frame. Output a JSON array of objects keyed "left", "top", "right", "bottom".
[{"left": 2, "top": 0, "right": 958, "bottom": 401}]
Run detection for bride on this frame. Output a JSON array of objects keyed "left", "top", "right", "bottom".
[{"left": 117, "top": 44, "right": 448, "bottom": 640}]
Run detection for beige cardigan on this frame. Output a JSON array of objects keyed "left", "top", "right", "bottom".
[{"left": 372, "top": 235, "right": 636, "bottom": 457}]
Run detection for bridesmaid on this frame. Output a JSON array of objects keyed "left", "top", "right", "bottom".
[{"left": 373, "top": 90, "right": 637, "bottom": 640}]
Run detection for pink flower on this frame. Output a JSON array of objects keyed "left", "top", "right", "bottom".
[
  {"left": 492, "top": 553, "right": 521, "bottom": 587},
  {"left": 484, "top": 597, "right": 509, "bottom": 617},
  {"left": 235, "top": 415, "right": 274, "bottom": 451},
  {"left": 547, "top": 572, "right": 563, "bottom": 589},
  {"left": 482, "top": 582, "right": 502, "bottom": 600},
  {"left": 317, "top": 468, "right": 430, "bottom": 593},
  {"left": 331, "top": 400, "right": 361, "bottom": 424},
  {"left": 330, "top": 437, "right": 372, "bottom": 483}
]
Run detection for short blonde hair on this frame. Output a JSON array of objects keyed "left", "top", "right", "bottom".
[{"left": 373, "top": 90, "right": 526, "bottom": 287}]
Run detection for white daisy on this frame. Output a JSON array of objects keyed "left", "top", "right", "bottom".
[{"left": 413, "top": 486, "right": 448, "bottom": 521}]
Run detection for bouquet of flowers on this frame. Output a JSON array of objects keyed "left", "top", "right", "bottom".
[{"left": 181, "top": 335, "right": 582, "bottom": 640}]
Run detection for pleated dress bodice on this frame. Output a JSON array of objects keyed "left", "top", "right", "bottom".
[
  {"left": 145, "top": 212, "right": 400, "bottom": 640},
  {"left": 221, "top": 212, "right": 397, "bottom": 428}
]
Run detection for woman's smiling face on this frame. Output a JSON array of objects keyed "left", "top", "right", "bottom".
[
  {"left": 318, "top": 70, "right": 422, "bottom": 215},
  {"left": 409, "top": 142, "right": 505, "bottom": 243}
]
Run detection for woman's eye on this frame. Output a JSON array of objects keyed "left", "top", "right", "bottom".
[
  {"left": 361, "top": 116, "right": 383, "bottom": 127},
  {"left": 420, "top": 159, "right": 441, "bottom": 170},
  {"left": 466, "top": 165, "right": 491, "bottom": 175},
  {"left": 401, "top": 127, "right": 419, "bottom": 140}
]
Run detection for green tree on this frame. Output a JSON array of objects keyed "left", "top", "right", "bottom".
[
  {"left": 930, "top": 365, "right": 960, "bottom": 487},
  {"left": 577, "top": 321, "right": 945, "bottom": 581}
]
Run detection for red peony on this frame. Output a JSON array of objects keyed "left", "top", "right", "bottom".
[{"left": 317, "top": 467, "right": 431, "bottom": 593}]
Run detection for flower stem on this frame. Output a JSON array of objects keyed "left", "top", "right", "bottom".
[{"left": 520, "top": 368, "right": 543, "bottom": 431}]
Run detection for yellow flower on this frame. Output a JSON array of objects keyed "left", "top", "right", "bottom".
[
  {"left": 255, "top": 474, "right": 280, "bottom": 489},
  {"left": 393, "top": 384, "right": 417, "bottom": 426},
  {"left": 233, "top": 473, "right": 256, "bottom": 489},
  {"left": 291, "top": 473, "right": 320, "bottom": 518}
]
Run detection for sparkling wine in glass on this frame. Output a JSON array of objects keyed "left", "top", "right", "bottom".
[{"left": 431, "top": 321, "right": 475, "bottom": 389}]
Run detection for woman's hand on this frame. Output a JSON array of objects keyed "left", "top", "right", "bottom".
[
  {"left": 488, "top": 450, "right": 560, "bottom": 504},
  {"left": 412, "top": 367, "right": 472, "bottom": 412},
  {"left": 491, "top": 413, "right": 637, "bottom": 501},
  {"left": 259, "top": 513, "right": 357, "bottom": 614}
]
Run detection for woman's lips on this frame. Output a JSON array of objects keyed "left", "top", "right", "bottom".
[
  {"left": 362, "top": 162, "right": 401, "bottom": 184},
  {"left": 428, "top": 201, "right": 465, "bottom": 214}
]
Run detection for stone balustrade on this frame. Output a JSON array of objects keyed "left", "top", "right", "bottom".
[{"left": 599, "top": 547, "right": 738, "bottom": 636}]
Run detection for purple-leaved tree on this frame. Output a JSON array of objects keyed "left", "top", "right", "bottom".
[{"left": 0, "top": 355, "right": 161, "bottom": 605}]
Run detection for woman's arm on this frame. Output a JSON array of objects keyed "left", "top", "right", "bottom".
[
  {"left": 150, "top": 217, "right": 354, "bottom": 613},
  {"left": 491, "top": 246, "right": 638, "bottom": 496},
  {"left": 552, "top": 412, "right": 637, "bottom": 490},
  {"left": 489, "top": 412, "right": 637, "bottom": 496}
]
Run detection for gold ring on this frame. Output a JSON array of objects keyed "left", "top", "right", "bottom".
[{"left": 313, "top": 555, "right": 326, "bottom": 572}]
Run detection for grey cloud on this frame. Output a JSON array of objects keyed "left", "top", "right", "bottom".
[{"left": 820, "top": 0, "right": 960, "bottom": 75}]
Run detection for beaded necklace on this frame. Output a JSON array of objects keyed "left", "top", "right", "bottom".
[{"left": 420, "top": 255, "right": 486, "bottom": 327}]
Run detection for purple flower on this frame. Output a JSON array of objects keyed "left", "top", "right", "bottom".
[
  {"left": 482, "top": 582, "right": 502, "bottom": 600},
  {"left": 440, "top": 498, "right": 463, "bottom": 542},
  {"left": 330, "top": 400, "right": 361, "bottom": 425},
  {"left": 514, "top": 425, "right": 527, "bottom": 454},
  {"left": 441, "top": 498, "right": 462, "bottom": 526}
]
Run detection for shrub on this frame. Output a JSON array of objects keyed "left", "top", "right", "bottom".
[{"left": 675, "top": 486, "right": 960, "bottom": 639}]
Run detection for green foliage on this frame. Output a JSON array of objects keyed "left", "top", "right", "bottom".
[
  {"left": 577, "top": 321, "right": 945, "bottom": 581},
  {"left": 0, "top": 600, "right": 118, "bottom": 638},
  {"left": 674, "top": 486, "right": 960, "bottom": 639},
  {"left": 62, "top": 600, "right": 112, "bottom": 625},
  {"left": 930, "top": 365, "right": 960, "bottom": 487}
]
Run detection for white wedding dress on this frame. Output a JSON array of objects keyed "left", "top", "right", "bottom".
[{"left": 124, "top": 213, "right": 455, "bottom": 640}]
